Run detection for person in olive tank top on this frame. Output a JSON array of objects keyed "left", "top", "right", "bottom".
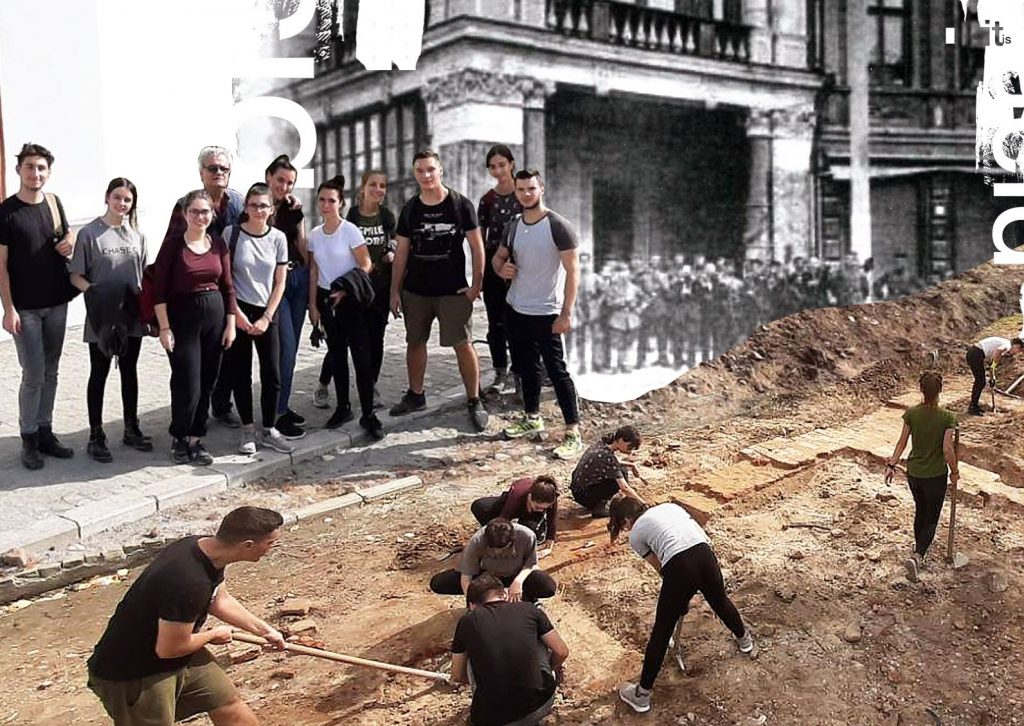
[{"left": 885, "top": 371, "right": 960, "bottom": 582}]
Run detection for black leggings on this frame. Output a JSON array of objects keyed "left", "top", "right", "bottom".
[
  {"left": 167, "top": 292, "right": 225, "bottom": 439},
  {"left": 483, "top": 267, "right": 510, "bottom": 371},
  {"left": 572, "top": 476, "right": 623, "bottom": 510},
  {"left": 87, "top": 336, "right": 142, "bottom": 429},
  {"left": 429, "top": 568, "right": 557, "bottom": 603},
  {"left": 366, "top": 301, "right": 389, "bottom": 385},
  {"left": 506, "top": 305, "right": 579, "bottom": 425},
  {"left": 907, "top": 473, "right": 948, "bottom": 557},
  {"left": 223, "top": 300, "right": 281, "bottom": 428},
  {"left": 318, "top": 289, "right": 374, "bottom": 418},
  {"left": 640, "top": 543, "right": 745, "bottom": 690},
  {"left": 967, "top": 345, "right": 987, "bottom": 409}
]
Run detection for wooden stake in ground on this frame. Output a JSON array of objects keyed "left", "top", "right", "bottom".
[
  {"left": 946, "top": 428, "right": 960, "bottom": 563},
  {"left": 231, "top": 631, "right": 450, "bottom": 683}
]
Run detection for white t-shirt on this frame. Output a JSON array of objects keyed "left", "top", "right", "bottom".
[
  {"left": 977, "top": 336, "right": 1011, "bottom": 361},
  {"left": 309, "top": 220, "right": 366, "bottom": 290},
  {"left": 224, "top": 225, "right": 288, "bottom": 307},
  {"left": 629, "top": 503, "right": 709, "bottom": 565}
]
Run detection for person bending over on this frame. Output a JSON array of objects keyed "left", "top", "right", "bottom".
[
  {"left": 570, "top": 425, "right": 645, "bottom": 518},
  {"left": 450, "top": 573, "right": 569, "bottom": 726},
  {"left": 470, "top": 475, "right": 559, "bottom": 559},
  {"left": 965, "top": 336, "right": 1023, "bottom": 415},
  {"left": 430, "top": 518, "right": 556, "bottom": 603}
]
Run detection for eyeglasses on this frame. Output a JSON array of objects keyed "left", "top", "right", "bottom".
[
  {"left": 246, "top": 203, "right": 272, "bottom": 211},
  {"left": 204, "top": 165, "right": 231, "bottom": 174},
  {"left": 187, "top": 208, "right": 212, "bottom": 217}
]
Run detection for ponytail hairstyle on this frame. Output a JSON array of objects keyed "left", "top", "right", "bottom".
[
  {"left": 104, "top": 177, "right": 139, "bottom": 229},
  {"left": 318, "top": 174, "right": 347, "bottom": 215},
  {"left": 529, "top": 475, "right": 558, "bottom": 504},
  {"left": 356, "top": 168, "right": 388, "bottom": 207},
  {"left": 919, "top": 371, "right": 942, "bottom": 407},
  {"left": 607, "top": 494, "right": 649, "bottom": 543},
  {"left": 265, "top": 154, "right": 297, "bottom": 179},
  {"left": 601, "top": 425, "right": 641, "bottom": 450}
]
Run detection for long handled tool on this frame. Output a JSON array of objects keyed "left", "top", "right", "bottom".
[
  {"left": 946, "top": 428, "right": 960, "bottom": 563},
  {"left": 232, "top": 631, "right": 450, "bottom": 682}
]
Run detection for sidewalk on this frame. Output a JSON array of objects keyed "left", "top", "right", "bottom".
[{"left": 0, "top": 308, "right": 491, "bottom": 554}]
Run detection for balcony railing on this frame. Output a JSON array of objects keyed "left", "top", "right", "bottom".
[{"left": 546, "top": 0, "right": 751, "bottom": 63}]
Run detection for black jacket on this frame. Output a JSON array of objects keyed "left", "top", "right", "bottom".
[
  {"left": 85, "top": 282, "right": 134, "bottom": 358},
  {"left": 329, "top": 268, "right": 376, "bottom": 310}
]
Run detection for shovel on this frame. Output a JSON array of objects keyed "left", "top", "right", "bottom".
[{"left": 232, "top": 631, "right": 450, "bottom": 682}]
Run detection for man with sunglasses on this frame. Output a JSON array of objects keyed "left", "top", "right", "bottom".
[
  {"left": 493, "top": 169, "right": 583, "bottom": 460},
  {"left": 164, "top": 147, "right": 246, "bottom": 428}
]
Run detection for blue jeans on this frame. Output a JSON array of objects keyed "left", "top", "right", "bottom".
[
  {"left": 13, "top": 303, "right": 68, "bottom": 435},
  {"left": 277, "top": 265, "right": 309, "bottom": 416}
]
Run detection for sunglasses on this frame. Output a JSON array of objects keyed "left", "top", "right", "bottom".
[{"left": 204, "top": 165, "right": 231, "bottom": 174}]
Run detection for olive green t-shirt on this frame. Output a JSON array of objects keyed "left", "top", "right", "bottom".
[{"left": 902, "top": 404, "right": 957, "bottom": 478}]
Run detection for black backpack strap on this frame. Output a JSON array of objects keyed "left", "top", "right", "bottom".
[{"left": 229, "top": 225, "right": 242, "bottom": 258}]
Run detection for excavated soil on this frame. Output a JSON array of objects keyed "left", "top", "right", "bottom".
[{"left": 2, "top": 262, "right": 1024, "bottom": 726}]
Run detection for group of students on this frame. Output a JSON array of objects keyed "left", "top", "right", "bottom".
[{"left": 0, "top": 140, "right": 588, "bottom": 470}]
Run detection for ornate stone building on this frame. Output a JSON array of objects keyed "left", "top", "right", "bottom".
[{"left": 262, "top": 0, "right": 1006, "bottom": 278}]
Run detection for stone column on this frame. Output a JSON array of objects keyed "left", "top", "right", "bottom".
[
  {"left": 847, "top": 0, "right": 872, "bottom": 264},
  {"left": 521, "top": 79, "right": 552, "bottom": 174},
  {"left": 744, "top": 109, "right": 774, "bottom": 261},
  {"left": 771, "top": 108, "right": 816, "bottom": 261}
]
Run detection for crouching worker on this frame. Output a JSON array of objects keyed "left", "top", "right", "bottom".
[
  {"left": 470, "top": 475, "right": 559, "bottom": 558},
  {"left": 965, "top": 336, "right": 1024, "bottom": 415},
  {"left": 570, "top": 425, "right": 645, "bottom": 518},
  {"left": 608, "top": 496, "right": 753, "bottom": 715},
  {"left": 451, "top": 573, "right": 569, "bottom": 726},
  {"left": 86, "top": 507, "right": 287, "bottom": 726},
  {"left": 430, "top": 518, "right": 556, "bottom": 603}
]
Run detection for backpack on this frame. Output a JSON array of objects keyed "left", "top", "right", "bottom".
[{"left": 137, "top": 262, "right": 161, "bottom": 333}]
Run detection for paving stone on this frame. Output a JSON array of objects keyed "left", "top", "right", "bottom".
[
  {"left": 61, "top": 495, "right": 157, "bottom": 539},
  {"left": 140, "top": 473, "right": 228, "bottom": 511},
  {"left": 61, "top": 554, "right": 85, "bottom": 569},
  {"left": 357, "top": 476, "right": 423, "bottom": 502},
  {"left": 102, "top": 548, "right": 126, "bottom": 562},
  {"left": 37, "top": 563, "right": 61, "bottom": 577}
]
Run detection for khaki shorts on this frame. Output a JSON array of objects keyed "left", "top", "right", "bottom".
[
  {"left": 87, "top": 648, "right": 239, "bottom": 725},
  {"left": 402, "top": 290, "right": 473, "bottom": 347}
]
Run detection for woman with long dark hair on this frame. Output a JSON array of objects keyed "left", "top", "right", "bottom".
[
  {"left": 69, "top": 177, "right": 152, "bottom": 462},
  {"left": 265, "top": 154, "right": 309, "bottom": 439},
  {"left": 152, "top": 189, "right": 236, "bottom": 465},
  {"left": 307, "top": 175, "right": 384, "bottom": 440},
  {"left": 569, "top": 425, "right": 645, "bottom": 517},
  {"left": 886, "top": 371, "right": 960, "bottom": 581},
  {"left": 222, "top": 183, "right": 293, "bottom": 456},
  {"left": 609, "top": 496, "right": 753, "bottom": 715}
]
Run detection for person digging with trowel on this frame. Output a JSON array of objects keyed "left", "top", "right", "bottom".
[
  {"left": 607, "top": 495, "right": 754, "bottom": 715},
  {"left": 965, "top": 336, "right": 1024, "bottom": 416},
  {"left": 569, "top": 425, "right": 646, "bottom": 518},
  {"left": 886, "top": 371, "right": 960, "bottom": 582}
]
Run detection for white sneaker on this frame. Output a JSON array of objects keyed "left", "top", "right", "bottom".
[
  {"left": 618, "top": 682, "right": 651, "bottom": 713},
  {"left": 238, "top": 429, "right": 257, "bottom": 455},
  {"left": 312, "top": 384, "right": 330, "bottom": 409},
  {"left": 736, "top": 630, "right": 754, "bottom": 654},
  {"left": 904, "top": 554, "right": 920, "bottom": 583},
  {"left": 258, "top": 427, "right": 295, "bottom": 454}
]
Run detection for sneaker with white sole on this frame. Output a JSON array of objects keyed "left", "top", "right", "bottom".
[
  {"left": 312, "top": 383, "right": 331, "bottom": 409},
  {"left": 904, "top": 553, "right": 922, "bottom": 582},
  {"left": 618, "top": 683, "right": 651, "bottom": 713},
  {"left": 238, "top": 429, "right": 257, "bottom": 456},
  {"left": 553, "top": 430, "right": 584, "bottom": 460},
  {"left": 736, "top": 630, "right": 754, "bottom": 654},
  {"left": 503, "top": 415, "right": 544, "bottom": 439},
  {"left": 258, "top": 428, "right": 295, "bottom": 454},
  {"left": 485, "top": 369, "right": 509, "bottom": 395}
]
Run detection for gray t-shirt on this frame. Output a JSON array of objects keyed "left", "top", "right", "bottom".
[
  {"left": 504, "top": 210, "right": 579, "bottom": 316},
  {"left": 69, "top": 217, "right": 148, "bottom": 342},
  {"left": 629, "top": 503, "right": 710, "bottom": 565},
  {"left": 459, "top": 523, "right": 538, "bottom": 579},
  {"left": 224, "top": 225, "right": 288, "bottom": 307}
]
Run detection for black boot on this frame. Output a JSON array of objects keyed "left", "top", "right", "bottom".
[
  {"left": 20, "top": 432, "right": 43, "bottom": 470},
  {"left": 37, "top": 425, "right": 73, "bottom": 458},
  {"left": 123, "top": 417, "right": 154, "bottom": 452},
  {"left": 87, "top": 427, "right": 113, "bottom": 463}
]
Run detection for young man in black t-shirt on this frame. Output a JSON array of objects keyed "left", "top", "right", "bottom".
[
  {"left": 87, "top": 507, "right": 287, "bottom": 726},
  {"left": 451, "top": 573, "right": 569, "bottom": 726},
  {"left": 0, "top": 143, "right": 77, "bottom": 470},
  {"left": 389, "top": 149, "right": 490, "bottom": 432}
]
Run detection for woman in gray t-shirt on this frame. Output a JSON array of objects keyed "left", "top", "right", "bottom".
[{"left": 70, "top": 178, "right": 152, "bottom": 463}]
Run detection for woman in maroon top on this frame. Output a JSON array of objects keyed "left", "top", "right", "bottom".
[
  {"left": 152, "top": 189, "right": 236, "bottom": 465},
  {"left": 470, "top": 475, "right": 559, "bottom": 558}
]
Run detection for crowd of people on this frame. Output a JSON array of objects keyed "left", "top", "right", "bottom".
[
  {"left": 567, "top": 250, "right": 936, "bottom": 375},
  {"left": 0, "top": 141, "right": 588, "bottom": 469}
]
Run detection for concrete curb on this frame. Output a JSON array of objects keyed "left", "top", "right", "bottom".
[{"left": 0, "top": 476, "right": 425, "bottom": 605}]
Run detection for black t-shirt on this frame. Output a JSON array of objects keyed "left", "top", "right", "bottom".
[
  {"left": 452, "top": 602, "right": 555, "bottom": 726},
  {"left": 396, "top": 188, "right": 478, "bottom": 297},
  {"left": 478, "top": 189, "right": 522, "bottom": 254},
  {"left": 87, "top": 537, "right": 225, "bottom": 681},
  {"left": 570, "top": 442, "right": 624, "bottom": 496},
  {"left": 0, "top": 194, "right": 76, "bottom": 310},
  {"left": 273, "top": 200, "right": 306, "bottom": 265},
  {"left": 346, "top": 205, "right": 396, "bottom": 294}
]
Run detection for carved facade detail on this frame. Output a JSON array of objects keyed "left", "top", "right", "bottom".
[{"left": 422, "top": 68, "right": 554, "bottom": 113}]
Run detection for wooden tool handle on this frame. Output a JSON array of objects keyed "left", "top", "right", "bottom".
[{"left": 231, "top": 631, "right": 450, "bottom": 682}]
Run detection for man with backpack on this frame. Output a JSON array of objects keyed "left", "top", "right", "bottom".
[
  {"left": 493, "top": 169, "right": 583, "bottom": 460},
  {"left": 0, "top": 143, "right": 77, "bottom": 470},
  {"left": 388, "top": 149, "right": 489, "bottom": 432}
]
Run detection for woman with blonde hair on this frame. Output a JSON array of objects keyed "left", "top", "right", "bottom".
[{"left": 886, "top": 371, "right": 960, "bottom": 581}]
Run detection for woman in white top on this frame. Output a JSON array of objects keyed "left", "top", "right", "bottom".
[
  {"left": 965, "top": 336, "right": 1023, "bottom": 415},
  {"left": 307, "top": 175, "right": 383, "bottom": 440},
  {"left": 221, "top": 183, "right": 293, "bottom": 456},
  {"left": 608, "top": 496, "right": 752, "bottom": 715}
]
